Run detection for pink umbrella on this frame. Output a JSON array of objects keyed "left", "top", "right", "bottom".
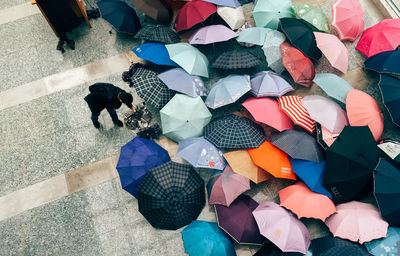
[
  {"left": 331, "top": 0, "right": 364, "bottom": 41},
  {"left": 242, "top": 98, "right": 293, "bottom": 132},
  {"left": 314, "top": 32, "right": 349, "bottom": 73},
  {"left": 317, "top": 124, "right": 340, "bottom": 148},
  {"left": 188, "top": 25, "right": 238, "bottom": 44},
  {"left": 252, "top": 201, "right": 311, "bottom": 254},
  {"left": 325, "top": 201, "right": 388, "bottom": 244}
]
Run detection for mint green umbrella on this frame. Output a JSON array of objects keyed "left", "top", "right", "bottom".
[
  {"left": 253, "top": 0, "right": 294, "bottom": 29},
  {"left": 160, "top": 94, "right": 212, "bottom": 142},
  {"left": 236, "top": 27, "right": 272, "bottom": 46},
  {"left": 313, "top": 73, "right": 353, "bottom": 103},
  {"left": 166, "top": 43, "right": 209, "bottom": 78},
  {"left": 293, "top": 4, "right": 330, "bottom": 33}
]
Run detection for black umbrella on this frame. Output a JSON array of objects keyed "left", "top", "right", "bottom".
[
  {"left": 134, "top": 23, "right": 181, "bottom": 44},
  {"left": 323, "top": 126, "right": 379, "bottom": 204},
  {"left": 311, "top": 236, "right": 372, "bottom": 256},
  {"left": 137, "top": 161, "right": 205, "bottom": 230},
  {"left": 211, "top": 50, "right": 262, "bottom": 70},
  {"left": 254, "top": 243, "right": 304, "bottom": 256},
  {"left": 364, "top": 48, "right": 400, "bottom": 76},
  {"left": 279, "top": 17, "right": 322, "bottom": 61},
  {"left": 379, "top": 74, "right": 400, "bottom": 126}
]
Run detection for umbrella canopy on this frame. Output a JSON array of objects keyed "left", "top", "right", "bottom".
[
  {"left": 132, "top": 43, "right": 178, "bottom": 66},
  {"left": 223, "top": 150, "right": 272, "bottom": 184},
  {"left": 207, "top": 165, "right": 250, "bottom": 207},
  {"left": 204, "top": 114, "right": 267, "bottom": 149},
  {"left": 248, "top": 141, "right": 295, "bottom": 180},
  {"left": 166, "top": 43, "right": 209, "bottom": 78},
  {"left": 325, "top": 201, "right": 388, "bottom": 244},
  {"left": 316, "top": 124, "right": 340, "bottom": 149},
  {"left": 116, "top": 137, "right": 170, "bottom": 198},
  {"left": 378, "top": 139, "right": 400, "bottom": 164},
  {"left": 279, "top": 182, "right": 336, "bottom": 221},
  {"left": 137, "top": 161, "right": 205, "bottom": 230},
  {"left": 174, "top": 0, "right": 217, "bottom": 32},
  {"left": 323, "top": 126, "right": 379, "bottom": 204},
  {"left": 331, "top": 0, "right": 364, "bottom": 41},
  {"left": 278, "top": 96, "right": 316, "bottom": 133},
  {"left": 131, "top": 0, "right": 172, "bottom": 24},
  {"left": 313, "top": 73, "right": 353, "bottom": 103},
  {"left": 271, "top": 129, "right": 323, "bottom": 163},
  {"left": 163, "top": 0, "right": 191, "bottom": 10},
  {"left": 253, "top": 0, "right": 294, "bottom": 29},
  {"left": 356, "top": 19, "right": 400, "bottom": 57},
  {"left": 365, "top": 227, "right": 400, "bottom": 256},
  {"left": 364, "top": 48, "right": 400, "bottom": 76},
  {"left": 157, "top": 68, "right": 207, "bottom": 97},
  {"left": 181, "top": 220, "right": 236, "bottom": 256},
  {"left": 212, "top": 50, "right": 262, "bottom": 69},
  {"left": 302, "top": 95, "right": 348, "bottom": 133},
  {"left": 98, "top": 0, "right": 141, "bottom": 35},
  {"left": 177, "top": 136, "right": 226, "bottom": 170},
  {"left": 250, "top": 71, "right": 294, "bottom": 97},
  {"left": 217, "top": 6, "right": 245, "bottom": 30},
  {"left": 236, "top": 27, "right": 271, "bottom": 46},
  {"left": 254, "top": 244, "right": 308, "bottom": 256},
  {"left": 378, "top": 74, "right": 400, "bottom": 126},
  {"left": 188, "top": 25, "right": 238, "bottom": 44},
  {"left": 293, "top": 4, "right": 330, "bottom": 33},
  {"left": 346, "top": 89, "right": 384, "bottom": 141},
  {"left": 253, "top": 201, "right": 311, "bottom": 254},
  {"left": 280, "top": 41, "right": 315, "bottom": 87},
  {"left": 314, "top": 32, "right": 349, "bottom": 73},
  {"left": 312, "top": 236, "right": 372, "bottom": 256},
  {"left": 160, "top": 94, "right": 212, "bottom": 142},
  {"left": 205, "top": 75, "right": 251, "bottom": 109},
  {"left": 262, "top": 30, "right": 287, "bottom": 73},
  {"left": 215, "top": 195, "right": 264, "bottom": 245},
  {"left": 204, "top": 0, "right": 240, "bottom": 7},
  {"left": 134, "top": 23, "right": 180, "bottom": 44}
]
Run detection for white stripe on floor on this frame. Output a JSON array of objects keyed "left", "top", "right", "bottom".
[{"left": 0, "top": 2, "right": 40, "bottom": 25}]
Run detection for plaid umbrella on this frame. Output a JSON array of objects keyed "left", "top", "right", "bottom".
[
  {"left": 204, "top": 114, "right": 267, "bottom": 149},
  {"left": 134, "top": 24, "right": 181, "bottom": 44},
  {"left": 212, "top": 50, "right": 262, "bottom": 69},
  {"left": 278, "top": 96, "right": 315, "bottom": 133},
  {"left": 137, "top": 161, "right": 205, "bottom": 230}
]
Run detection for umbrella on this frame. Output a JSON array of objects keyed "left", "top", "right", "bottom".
[
  {"left": 254, "top": 244, "right": 308, "bottom": 256},
  {"left": 207, "top": 165, "right": 250, "bottom": 207},
  {"left": 313, "top": 73, "right": 353, "bottom": 103},
  {"left": 242, "top": 98, "right": 293, "bottom": 132},
  {"left": 278, "top": 96, "right": 316, "bottom": 133},
  {"left": 116, "top": 137, "right": 170, "bottom": 198},
  {"left": 204, "top": 0, "right": 240, "bottom": 7},
  {"left": 177, "top": 136, "right": 226, "bottom": 170},
  {"left": 356, "top": 19, "right": 400, "bottom": 57},
  {"left": 271, "top": 129, "right": 323, "bottom": 163},
  {"left": 253, "top": 0, "right": 294, "bottom": 29},
  {"left": 181, "top": 220, "right": 236, "bottom": 256},
  {"left": 160, "top": 94, "right": 212, "bottom": 142},
  {"left": 204, "top": 114, "right": 267, "bottom": 149},
  {"left": 248, "top": 141, "right": 295, "bottom": 180},
  {"left": 290, "top": 158, "right": 331, "bottom": 198},
  {"left": 134, "top": 24, "right": 180, "bottom": 44},
  {"left": 98, "top": 0, "right": 141, "bottom": 35},
  {"left": 131, "top": 0, "right": 172, "bottom": 24},
  {"left": 314, "top": 32, "right": 349, "bottom": 73},
  {"left": 302, "top": 95, "right": 348, "bottom": 133},
  {"left": 312, "top": 236, "right": 372, "bottom": 256},
  {"left": 157, "top": 68, "right": 206, "bottom": 97},
  {"left": 217, "top": 6, "right": 245, "bottom": 30},
  {"left": 374, "top": 158, "right": 400, "bottom": 226},
  {"left": 364, "top": 48, "right": 400, "bottom": 76},
  {"left": 262, "top": 30, "right": 287, "bottom": 74},
  {"left": 279, "top": 17, "right": 322, "bottom": 61},
  {"left": 188, "top": 25, "right": 238, "bottom": 44},
  {"left": 137, "top": 161, "right": 205, "bottom": 230},
  {"left": 325, "top": 201, "right": 388, "bottom": 244},
  {"left": 132, "top": 43, "right": 178, "bottom": 66},
  {"left": 279, "top": 182, "right": 336, "bottom": 221},
  {"left": 223, "top": 150, "right": 272, "bottom": 184},
  {"left": 166, "top": 43, "right": 209, "bottom": 78},
  {"left": 212, "top": 50, "right": 262, "bottom": 69},
  {"left": 205, "top": 75, "right": 251, "bottom": 109},
  {"left": 174, "top": 0, "right": 217, "bottom": 32},
  {"left": 252, "top": 201, "right": 311, "bottom": 254},
  {"left": 378, "top": 139, "right": 400, "bottom": 165},
  {"left": 323, "top": 126, "right": 379, "bottom": 204},
  {"left": 163, "top": 0, "right": 191, "bottom": 11},
  {"left": 293, "top": 4, "right": 330, "bottom": 33},
  {"left": 236, "top": 27, "right": 271, "bottom": 46},
  {"left": 378, "top": 74, "right": 400, "bottom": 126},
  {"left": 365, "top": 227, "right": 400, "bottom": 256},
  {"left": 280, "top": 41, "right": 315, "bottom": 87},
  {"left": 331, "top": 0, "right": 364, "bottom": 41},
  {"left": 215, "top": 194, "right": 264, "bottom": 245},
  {"left": 316, "top": 124, "right": 340, "bottom": 149},
  {"left": 346, "top": 89, "right": 384, "bottom": 141},
  {"left": 250, "top": 71, "right": 294, "bottom": 97}
]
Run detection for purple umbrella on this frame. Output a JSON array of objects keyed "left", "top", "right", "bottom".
[
  {"left": 157, "top": 68, "right": 207, "bottom": 97},
  {"left": 215, "top": 194, "right": 264, "bottom": 245},
  {"left": 188, "top": 25, "right": 238, "bottom": 45},
  {"left": 250, "top": 71, "right": 294, "bottom": 97},
  {"left": 204, "top": 0, "right": 240, "bottom": 7}
]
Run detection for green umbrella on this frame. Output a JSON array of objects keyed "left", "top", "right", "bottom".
[
  {"left": 293, "top": 4, "right": 330, "bottom": 33},
  {"left": 236, "top": 27, "right": 272, "bottom": 46},
  {"left": 253, "top": 0, "right": 294, "bottom": 29},
  {"left": 166, "top": 43, "right": 209, "bottom": 78},
  {"left": 160, "top": 94, "right": 212, "bottom": 142}
]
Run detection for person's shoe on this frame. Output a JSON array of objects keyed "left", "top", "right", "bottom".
[
  {"left": 114, "top": 120, "right": 123, "bottom": 127},
  {"left": 66, "top": 40, "right": 75, "bottom": 50},
  {"left": 92, "top": 120, "right": 100, "bottom": 129},
  {"left": 56, "top": 40, "right": 65, "bottom": 53}
]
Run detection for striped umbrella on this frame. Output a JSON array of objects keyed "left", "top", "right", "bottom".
[{"left": 278, "top": 96, "right": 315, "bottom": 133}]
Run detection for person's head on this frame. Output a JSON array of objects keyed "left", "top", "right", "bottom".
[{"left": 119, "top": 92, "right": 133, "bottom": 105}]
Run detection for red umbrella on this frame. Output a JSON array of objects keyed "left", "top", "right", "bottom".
[
  {"left": 278, "top": 96, "right": 315, "bottom": 134},
  {"left": 356, "top": 19, "right": 400, "bottom": 57},
  {"left": 174, "top": 0, "right": 217, "bottom": 32}
]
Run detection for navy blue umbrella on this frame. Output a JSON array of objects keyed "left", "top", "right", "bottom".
[
  {"left": 364, "top": 48, "right": 400, "bottom": 76},
  {"left": 379, "top": 74, "right": 400, "bottom": 126}
]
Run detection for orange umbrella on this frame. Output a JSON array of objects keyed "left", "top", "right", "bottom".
[
  {"left": 279, "top": 182, "right": 337, "bottom": 221},
  {"left": 248, "top": 141, "right": 295, "bottom": 180},
  {"left": 223, "top": 150, "right": 272, "bottom": 184}
]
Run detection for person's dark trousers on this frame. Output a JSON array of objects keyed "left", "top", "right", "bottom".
[{"left": 91, "top": 107, "right": 119, "bottom": 124}]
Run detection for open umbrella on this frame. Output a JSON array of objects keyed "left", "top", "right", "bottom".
[
  {"left": 313, "top": 73, "right": 353, "bottom": 103},
  {"left": 204, "top": 0, "right": 240, "bottom": 7},
  {"left": 236, "top": 27, "right": 271, "bottom": 46},
  {"left": 316, "top": 124, "right": 340, "bottom": 149},
  {"left": 250, "top": 71, "right": 294, "bottom": 97},
  {"left": 137, "top": 161, "right": 205, "bottom": 230},
  {"left": 254, "top": 244, "right": 309, "bottom": 256},
  {"left": 278, "top": 96, "right": 315, "bottom": 133},
  {"left": 365, "top": 227, "right": 400, "bottom": 256},
  {"left": 132, "top": 43, "right": 178, "bottom": 66},
  {"left": 293, "top": 4, "right": 330, "bottom": 33},
  {"left": 331, "top": 0, "right": 364, "bottom": 41},
  {"left": 364, "top": 48, "right": 400, "bottom": 76},
  {"left": 131, "top": 0, "right": 172, "bottom": 24},
  {"left": 134, "top": 24, "right": 180, "bottom": 44},
  {"left": 262, "top": 30, "right": 286, "bottom": 73},
  {"left": 163, "top": 0, "right": 191, "bottom": 11},
  {"left": 378, "top": 74, "right": 400, "bottom": 126},
  {"left": 188, "top": 25, "right": 238, "bottom": 44},
  {"left": 312, "top": 236, "right": 372, "bottom": 256},
  {"left": 157, "top": 68, "right": 207, "bottom": 97},
  {"left": 314, "top": 32, "right": 349, "bottom": 73},
  {"left": 253, "top": 0, "right": 294, "bottom": 29},
  {"left": 217, "top": 6, "right": 245, "bottom": 30},
  {"left": 160, "top": 94, "right": 212, "bottom": 142},
  {"left": 378, "top": 139, "right": 400, "bottom": 165},
  {"left": 174, "top": 0, "right": 217, "bottom": 32},
  {"left": 212, "top": 50, "right": 262, "bottom": 69},
  {"left": 166, "top": 43, "right": 209, "bottom": 77}
]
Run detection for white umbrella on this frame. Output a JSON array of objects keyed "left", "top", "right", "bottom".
[
  {"left": 262, "top": 30, "right": 286, "bottom": 74},
  {"left": 217, "top": 6, "right": 245, "bottom": 30}
]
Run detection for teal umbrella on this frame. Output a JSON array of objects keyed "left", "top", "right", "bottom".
[
  {"left": 253, "top": 0, "right": 294, "bottom": 29},
  {"left": 166, "top": 43, "right": 209, "bottom": 78},
  {"left": 313, "top": 73, "right": 353, "bottom": 103},
  {"left": 160, "top": 94, "right": 212, "bottom": 142},
  {"left": 293, "top": 4, "right": 330, "bottom": 33},
  {"left": 236, "top": 27, "right": 272, "bottom": 46}
]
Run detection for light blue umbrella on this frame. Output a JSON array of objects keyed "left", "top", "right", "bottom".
[
  {"left": 205, "top": 75, "right": 251, "bottom": 109},
  {"left": 236, "top": 27, "right": 272, "bottom": 46},
  {"left": 365, "top": 227, "right": 400, "bottom": 255},
  {"left": 313, "top": 73, "right": 353, "bottom": 103},
  {"left": 262, "top": 30, "right": 286, "bottom": 73},
  {"left": 250, "top": 71, "right": 294, "bottom": 97},
  {"left": 253, "top": 0, "right": 295, "bottom": 29},
  {"left": 132, "top": 43, "right": 178, "bottom": 66},
  {"left": 157, "top": 68, "right": 207, "bottom": 97},
  {"left": 204, "top": 0, "right": 240, "bottom": 7}
]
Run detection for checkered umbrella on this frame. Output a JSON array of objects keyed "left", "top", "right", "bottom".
[
  {"left": 204, "top": 114, "right": 266, "bottom": 149},
  {"left": 212, "top": 50, "right": 262, "bottom": 69},
  {"left": 137, "top": 161, "right": 205, "bottom": 230},
  {"left": 134, "top": 24, "right": 181, "bottom": 44}
]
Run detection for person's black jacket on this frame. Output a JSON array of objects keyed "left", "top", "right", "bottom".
[{"left": 84, "top": 83, "right": 132, "bottom": 113}]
